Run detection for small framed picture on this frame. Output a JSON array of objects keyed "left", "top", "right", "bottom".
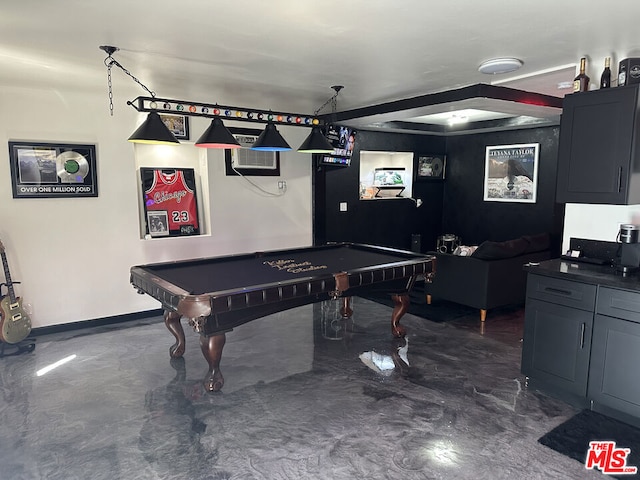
[
  {"left": 415, "top": 154, "right": 446, "bottom": 181},
  {"left": 159, "top": 113, "right": 190, "bottom": 140},
  {"left": 147, "top": 211, "right": 169, "bottom": 237}
]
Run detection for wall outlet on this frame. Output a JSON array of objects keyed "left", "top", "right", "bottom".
[
  {"left": 278, "top": 180, "right": 286, "bottom": 190},
  {"left": 339, "top": 202, "right": 348, "bottom": 212}
]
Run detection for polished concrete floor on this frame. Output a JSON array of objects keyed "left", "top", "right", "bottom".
[{"left": 0, "top": 297, "right": 606, "bottom": 480}]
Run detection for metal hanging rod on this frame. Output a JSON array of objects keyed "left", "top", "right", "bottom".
[{"left": 128, "top": 96, "right": 326, "bottom": 127}]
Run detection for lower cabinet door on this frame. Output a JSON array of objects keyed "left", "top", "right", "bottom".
[
  {"left": 521, "top": 298, "right": 593, "bottom": 397},
  {"left": 589, "top": 314, "right": 640, "bottom": 418}
]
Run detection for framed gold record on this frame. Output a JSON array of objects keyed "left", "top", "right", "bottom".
[
  {"left": 415, "top": 153, "right": 446, "bottom": 181},
  {"left": 56, "top": 151, "right": 89, "bottom": 183},
  {"left": 8, "top": 142, "right": 98, "bottom": 198}
]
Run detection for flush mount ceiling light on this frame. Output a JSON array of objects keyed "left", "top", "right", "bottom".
[
  {"left": 478, "top": 58, "right": 524, "bottom": 75},
  {"left": 447, "top": 114, "right": 469, "bottom": 125}
]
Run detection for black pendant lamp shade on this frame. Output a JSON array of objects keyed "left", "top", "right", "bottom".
[
  {"left": 297, "top": 126, "right": 334, "bottom": 153},
  {"left": 195, "top": 117, "right": 241, "bottom": 149},
  {"left": 128, "top": 111, "right": 180, "bottom": 145},
  {"left": 251, "top": 122, "right": 292, "bottom": 151}
]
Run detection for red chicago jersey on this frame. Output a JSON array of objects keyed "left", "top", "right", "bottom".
[{"left": 144, "top": 169, "right": 199, "bottom": 234}]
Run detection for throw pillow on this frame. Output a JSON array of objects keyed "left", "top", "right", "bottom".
[
  {"left": 471, "top": 237, "right": 529, "bottom": 260},
  {"left": 522, "top": 233, "right": 550, "bottom": 253},
  {"left": 453, "top": 245, "right": 478, "bottom": 256}
]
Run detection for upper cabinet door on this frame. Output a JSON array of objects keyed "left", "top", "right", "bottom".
[{"left": 556, "top": 85, "right": 640, "bottom": 205}]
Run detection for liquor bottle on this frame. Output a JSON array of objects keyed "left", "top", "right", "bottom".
[
  {"left": 573, "top": 57, "right": 590, "bottom": 92},
  {"left": 600, "top": 57, "right": 611, "bottom": 89}
]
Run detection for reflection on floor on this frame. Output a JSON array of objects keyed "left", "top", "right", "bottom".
[{"left": 0, "top": 297, "right": 606, "bottom": 479}]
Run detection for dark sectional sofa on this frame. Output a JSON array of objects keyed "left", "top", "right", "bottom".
[{"left": 425, "top": 233, "right": 552, "bottom": 321}]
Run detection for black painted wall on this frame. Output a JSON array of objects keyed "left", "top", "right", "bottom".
[
  {"left": 314, "top": 130, "right": 446, "bottom": 251},
  {"left": 443, "top": 127, "right": 564, "bottom": 254},
  {"left": 314, "top": 126, "right": 564, "bottom": 256}
]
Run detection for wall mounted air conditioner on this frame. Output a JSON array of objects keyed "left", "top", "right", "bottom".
[{"left": 231, "top": 134, "right": 277, "bottom": 170}]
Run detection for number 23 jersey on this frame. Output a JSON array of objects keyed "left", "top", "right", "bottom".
[{"left": 144, "top": 170, "right": 199, "bottom": 233}]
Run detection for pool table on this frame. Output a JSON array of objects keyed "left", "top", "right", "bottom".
[{"left": 130, "top": 242, "right": 435, "bottom": 391}]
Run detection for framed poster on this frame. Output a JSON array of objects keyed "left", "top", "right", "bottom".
[
  {"left": 8, "top": 141, "right": 98, "bottom": 198},
  {"left": 159, "top": 113, "right": 190, "bottom": 140},
  {"left": 140, "top": 167, "right": 200, "bottom": 237},
  {"left": 415, "top": 154, "right": 446, "bottom": 180},
  {"left": 483, "top": 143, "right": 539, "bottom": 203}
]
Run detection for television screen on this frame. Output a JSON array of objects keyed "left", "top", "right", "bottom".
[
  {"left": 324, "top": 125, "right": 356, "bottom": 158},
  {"left": 374, "top": 168, "right": 405, "bottom": 186}
]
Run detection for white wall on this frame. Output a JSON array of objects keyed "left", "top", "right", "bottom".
[
  {"left": 562, "top": 203, "right": 640, "bottom": 252},
  {"left": 0, "top": 86, "right": 313, "bottom": 328}
]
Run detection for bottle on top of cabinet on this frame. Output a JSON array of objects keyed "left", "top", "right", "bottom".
[
  {"left": 600, "top": 57, "right": 611, "bottom": 89},
  {"left": 573, "top": 57, "right": 590, "bottom": 93}
]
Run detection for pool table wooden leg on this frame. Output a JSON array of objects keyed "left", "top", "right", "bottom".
[
  {"left": 200, "top": 333, "right": 226, "bottom": 392},
  {"left": 164, "top": 310, "right": 186, "bottom": 358},
  {"left": 390, "top": 293, "right": 409, "bottom": 338},
  {"left": 340, "top": 296, "right": 353, "bottom": 318}
]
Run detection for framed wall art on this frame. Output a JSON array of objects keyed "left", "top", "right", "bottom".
[
  {"left": 483, "top": 143, "right": 539, "bottom": 203},
  {"left": 8, "top": 141, "right": 98, "bottom": 198},
  {"left": 159, "top": 113, "right": 190, "bottom": 140},
  {"left": 140, "top": 167, "right": 200, "bottom": 237},
  {"left": 415, "top": 154, "right": 446, "bottom": 181}
]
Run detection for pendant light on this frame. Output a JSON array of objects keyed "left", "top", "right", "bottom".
[
  {"left": 251, "top": 122, "right": 292, "bottom": 151},
  {"left": 297, "top": 126, "right": 334, "bottom": 153},
  {"left": 195, "top": 117, "right": 241, "bottom": 149},
  {"left": 102, "top": 47, "right": 345, "bottom": 152},
  {"left": 128, "top": 111, "right": 180, "bottom": 145}
]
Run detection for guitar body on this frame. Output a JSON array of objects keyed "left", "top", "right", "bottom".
[{"left": 0, "top": 295, "right": 31, "bottom": 344}]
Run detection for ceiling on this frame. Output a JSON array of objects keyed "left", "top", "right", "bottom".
[{"left": 3, "top": 1, "right": 640, "bottom": 135}]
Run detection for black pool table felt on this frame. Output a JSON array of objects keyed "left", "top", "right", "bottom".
[{"left": 142, "top": 246, "right": 411, "bottom": 294}]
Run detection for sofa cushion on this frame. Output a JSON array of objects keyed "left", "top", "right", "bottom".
[
  {"left": 522, "top": 232, "right": 551, "bottom": 253},
  {"left": 471, "top": 237, "right": 529, "bottom": 260}
]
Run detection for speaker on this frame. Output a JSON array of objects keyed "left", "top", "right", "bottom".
[{"left": 411, "top": 234, "right": 421, "bottom": 253}]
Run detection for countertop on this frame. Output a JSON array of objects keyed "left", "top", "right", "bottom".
[{"left": 525, "top": 258, "right": 640, "bottom": 291}]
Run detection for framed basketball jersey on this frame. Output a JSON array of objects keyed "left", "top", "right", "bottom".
[{"left": 140, "top": 167, "right": 200, "bottom": 237}]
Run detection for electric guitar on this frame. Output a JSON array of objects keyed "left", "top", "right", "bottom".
[{"left": 0, "top": 240, "right": 31, "bottom": 344}]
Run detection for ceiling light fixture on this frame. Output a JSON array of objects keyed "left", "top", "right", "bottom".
[
  {"left": 297, "top": 85, "right": 344, "bottom": 154},
  {"left": 297, "top": 126, "right": 335, "bottom": 153},
  {"left": 195, "top": 117, "right": 241, "bottom": 149},
  {"left": 478, "top": 58, "right": 524, "bottom": 75},
  {"left": 100, "top": 45, "right": 339, "bottom": 153},
  {"left": 251, "top": 122, "right": 292, "bottom": 151},
  {"left": 447, "top": 114, "right": 469, "bottom": 125},
  {"left": 128, "top": 111, "right": 180, "bottom": 145},
  {"left": 100, "top": 45, "right": 179, "bottom": 146}
]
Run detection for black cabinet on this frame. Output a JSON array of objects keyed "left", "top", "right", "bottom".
[
  {"left": 556, "top": 84, "right": 640, "bottom": 204},
  {"left": 589, "top": 287, "right": 640, "bottom": 424},
  {"left": 521, "top": 274, "right": 596, "bottom": 400}
]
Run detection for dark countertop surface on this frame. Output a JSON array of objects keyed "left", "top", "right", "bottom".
[{"left": 525, "top": 258, "right": 640, "bottom": 292}]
